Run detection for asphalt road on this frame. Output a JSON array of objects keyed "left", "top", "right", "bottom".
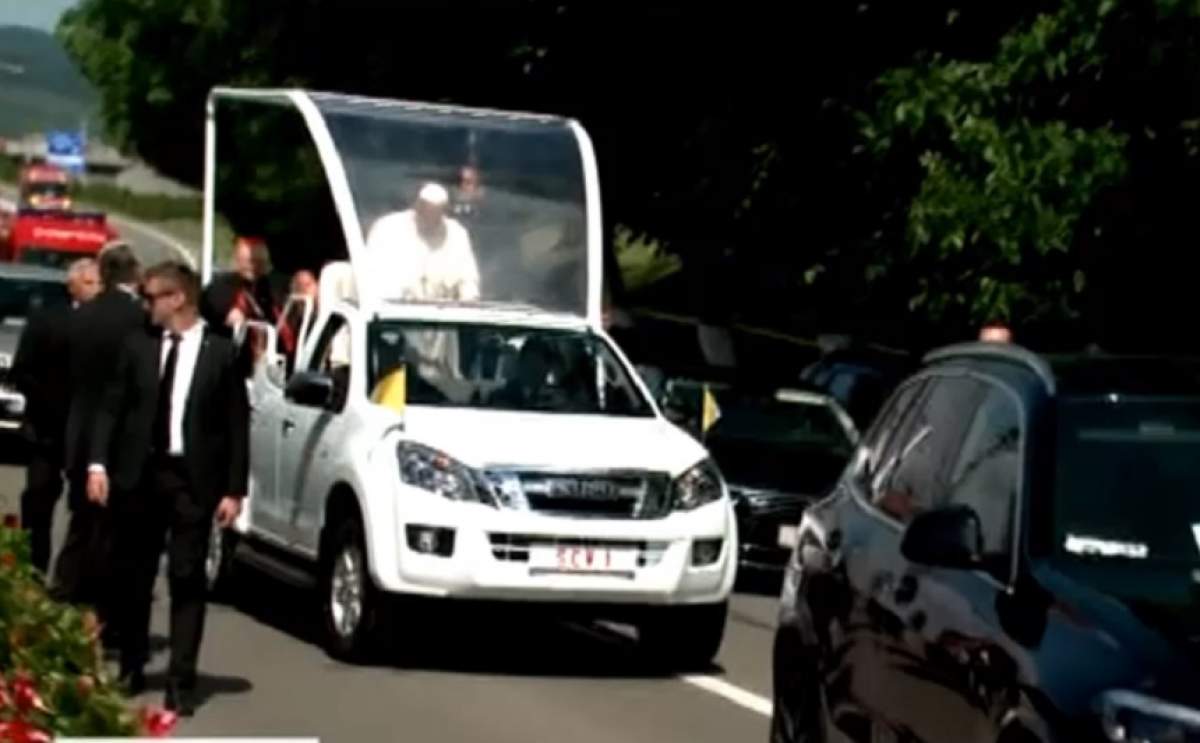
[{"left": 0, "top": 457, "right": 778, "bottom": 743}]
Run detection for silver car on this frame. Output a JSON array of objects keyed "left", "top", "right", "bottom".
[{"left": 0, "top": 264, "right": 69, "bottom": 432}]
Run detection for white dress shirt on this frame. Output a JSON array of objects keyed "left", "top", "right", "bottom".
[
  {"left": 160, "top": 320, "right": 206, "bottom": 456},
  {"left": 88, "top": 319, "right": 207, "bottom": 474},
  {"left": 365, "top": 210, "right": 480, "bottom": 302}
]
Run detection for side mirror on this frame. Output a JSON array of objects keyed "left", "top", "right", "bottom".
[
  {"left": 285, "top": 369, "right": 334, "bottom": 409},
  {"left": 900, "top": 505, "right": 984, "bottom": 571}
]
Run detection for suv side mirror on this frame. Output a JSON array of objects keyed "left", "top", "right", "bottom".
[
  {"left": 900, "top": 505, "right": 984, "bottom": 570},
  {"left": 285, "top": 369, "right": 334, "bottom": 409}
]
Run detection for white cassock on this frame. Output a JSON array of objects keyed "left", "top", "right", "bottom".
[
  {"left": 365, "top": 209, "right": 480, "bottom": 302},
  {"left": 366, "top": 210, "right": 481, "bottom": 382}
]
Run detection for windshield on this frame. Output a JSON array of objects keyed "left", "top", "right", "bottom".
[
  {"left": 0, "top": 277, "right": 69, "bottom": 322},
  {"left": 367, "top": 321, "right": 653, "bottom": 417},
  {"left": 21, "top": 183, "right": 69, "bottom": 203},
  {"left": 706, "top": 396, "right": 854, "bottom": 493},
  {"left": 1054, "top": 397, "right": 1200, "bottom": 564},
  {"left": 314, "top": 95, "right": 589, "bottom": 316}
]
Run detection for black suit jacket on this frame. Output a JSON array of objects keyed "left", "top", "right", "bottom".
[
  {"left": 90, "top": 326, "right": 248, "bottom": 506},
  {"left": 63, "top": 288, "right": 148, "bottom": 473},
  {"left": 11, "top": 302, "right": 76, "bottom": 446},
  {"left": 90, "top": 324, "right": 249, "bottom": 507}
]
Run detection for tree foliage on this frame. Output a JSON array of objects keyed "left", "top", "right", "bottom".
[
  {"left": 860, "top": 0, "right": 1130, "bottom": 329},
  {"left": 56, "top": 0, "right": 1200, "bottom": 350}
]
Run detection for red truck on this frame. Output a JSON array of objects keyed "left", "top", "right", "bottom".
[
  {"left": 17, "top": 164, "right": 73, "bottom": 210},
  {"left": 1, "top": 165, "right": 118, "bottom": 268}
]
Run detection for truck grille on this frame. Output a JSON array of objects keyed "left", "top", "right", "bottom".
[{"left": 481, "top": 470, "right": 672, "bottom": 519}]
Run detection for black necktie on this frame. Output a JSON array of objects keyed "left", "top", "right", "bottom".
[{"left": 154, "top": 332, "right": 182, "bottom": 454}]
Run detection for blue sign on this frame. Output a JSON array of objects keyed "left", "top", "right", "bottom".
[{"left": 45, "top": 130, "right": 86, "bottom": 174}]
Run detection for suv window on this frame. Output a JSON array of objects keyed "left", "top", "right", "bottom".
[
  {"left": 945, "top": 383, "right": 1022, "bottom": 559},
  {"left": 308, "top": 314, "right": 351, "bottom": 412},
  {"left": 854, "top": 378, "right": 925, "bottom": 491},
  {"left": 872, "top": 376, "right": 989, "bottom": 524}
]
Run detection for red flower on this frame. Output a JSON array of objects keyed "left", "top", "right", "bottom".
[
  {"left": 0, "top": 720, "right": 51, "bottom": 743},
  {"left": 10, "top": 677, "right": 47, "bottom": 714},
  {"left": 140, "top": 706, "right": 178, "bottom": 737},
  {"left": 0, "top": 553, "right": 15, "bottom": 568},
  {"left": 76, "top": 675, "right": 95, "bottom": 696}
]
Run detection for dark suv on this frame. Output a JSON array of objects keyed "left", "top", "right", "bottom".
[{"left": 772, "top": 342, "right": 1200, "bottom": 743}]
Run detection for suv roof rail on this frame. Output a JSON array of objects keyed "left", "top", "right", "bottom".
[{"left": 922, "top": 342, "right": 1056, "bottom": 394}]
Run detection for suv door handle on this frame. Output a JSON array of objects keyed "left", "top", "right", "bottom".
[{"left": 282, "top": 420, "right": 296, "bottom": 436}]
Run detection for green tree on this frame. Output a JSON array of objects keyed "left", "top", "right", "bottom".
[{"left": 858, "top": 0, "right": 1129, "bottom": 332}]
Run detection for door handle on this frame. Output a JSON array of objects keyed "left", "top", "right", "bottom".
[{"left": 282, "top": 420, "right": 296, "bottom": 435}]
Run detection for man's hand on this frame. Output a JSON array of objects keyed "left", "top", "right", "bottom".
[
  {"left": 86, "top": 471, "right": 109, "bottom": 507},
  {"left": 225, "top": 307, "right": 246, "bottom": 328},
  {"left": 215, "top": 496, "right": 243, "bottom": 528}
]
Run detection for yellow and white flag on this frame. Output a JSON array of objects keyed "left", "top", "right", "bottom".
[
  {"left": 701, "top": 385, "right": 721, "bottom": 434},
  {"left": 371, "top": 365, "right": 407, "bottom": 416}
]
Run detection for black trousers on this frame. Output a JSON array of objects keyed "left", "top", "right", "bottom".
[
  {"left": 20, "top": 441, "right": 64, "bottom": 574},
  {"left": 116, "top": 456, "right": 214, "bottom": 686},
  {"left": 51, "top": 475, "right": 118, "bottom": 633}
]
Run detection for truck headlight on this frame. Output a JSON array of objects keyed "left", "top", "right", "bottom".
[
  {"left": 671, "top": 459, "right": 724, "bottom": 511},
  {"left": 1095, "top": 689, "right": 1200, "bottom": 742},
  {"left": 397, "top": 442, "right": 493, "bottom": 505}
]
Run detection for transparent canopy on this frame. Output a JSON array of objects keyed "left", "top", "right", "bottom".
[{"left": 203, "top": 89, "right": 601, "bottom": 322}]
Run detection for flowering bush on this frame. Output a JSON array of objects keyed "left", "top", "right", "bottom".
[{"left": 0, "top": 525, "right": 176, "bottom": 739}]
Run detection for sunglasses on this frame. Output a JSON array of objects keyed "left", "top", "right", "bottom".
[{"left": 141, "top": 288, "right": 178, "bottom": 303}]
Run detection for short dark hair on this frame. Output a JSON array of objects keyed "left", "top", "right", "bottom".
[
  {"left": 145, "top": 261, "right": 201, "bottom": 308},
  {"left": 98, "top": 243, "right": 140, "bottom": 288}
]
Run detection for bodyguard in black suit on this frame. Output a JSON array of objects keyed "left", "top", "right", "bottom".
[
  {"left": 87, "top": 261, "right": 248, "bottom": 716},
  {"left": 11, "top": 258, "right": 100, "bottom": 572},
  {"left": 52, "top": 245, "right": 145, "bottom": 631}
]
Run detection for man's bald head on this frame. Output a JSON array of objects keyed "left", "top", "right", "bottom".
[
  {"left": 66, "top": 257, "right": 100, "bottom": 303},
  {"left": 291, "top": 269, "right": 318, "bottom": 298},
  {"left": 233, "top": 237, "right": 269, "bottom": 282}
]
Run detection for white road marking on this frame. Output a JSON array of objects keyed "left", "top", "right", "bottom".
[
  {"left": 680, "top": 674, "right": 773, "bottom": 717},
  {"left": 568, "top": 619, "right": 774, "bottom": 717}
]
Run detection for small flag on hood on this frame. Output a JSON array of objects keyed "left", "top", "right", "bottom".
[
  {"left": 701, "top": 385, "right": 721, "bottom": 434},
  {"left": 372, "top": 365, "right": 407, "bottom": 416}
]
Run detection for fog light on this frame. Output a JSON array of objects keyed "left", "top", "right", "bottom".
[
  {"left": 406, "top": 525, "right": 455, "bottom": 557},
  {"left": 691, "top": 538, "right": 723, "bottom": 567}
]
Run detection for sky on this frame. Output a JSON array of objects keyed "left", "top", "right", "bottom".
[{"left": 0, "top": 0, "right": 79, "bottom": 31}]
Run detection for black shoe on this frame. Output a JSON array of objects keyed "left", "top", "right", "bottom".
[
  {"left": 118, "top": 668, "right": 146, "bottom": 695},
  {"left": 164, "top": 682, "right": 196, "bottom": 717}
]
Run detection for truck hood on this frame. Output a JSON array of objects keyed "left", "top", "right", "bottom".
[{"left": 401, "top": 406, "right": 708, "bottom": 476}]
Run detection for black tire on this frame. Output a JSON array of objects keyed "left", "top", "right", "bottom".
[
  {"left": 319, "top": 514, "right": 388, "bottom": 663},
  {"left": 205, "top": 525, "right": 241, "bottom": 603},
  {"left": 770, "top": 650, "right": 825, "bottom": 743},
  {"left": 637, "top": 601, "right": 727, "bottom": 671}
]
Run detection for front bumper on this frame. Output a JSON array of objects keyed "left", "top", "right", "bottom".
[
  {"left": 376, "top": 485, "right": 738, "bottom": 606},
  {"left": 733, "top": 498, "right": 808, "bottom": 571}
]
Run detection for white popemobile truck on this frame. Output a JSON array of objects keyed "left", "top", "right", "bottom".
[{"left": 202, "top": 88, "right": 737, "bottom": 667}]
